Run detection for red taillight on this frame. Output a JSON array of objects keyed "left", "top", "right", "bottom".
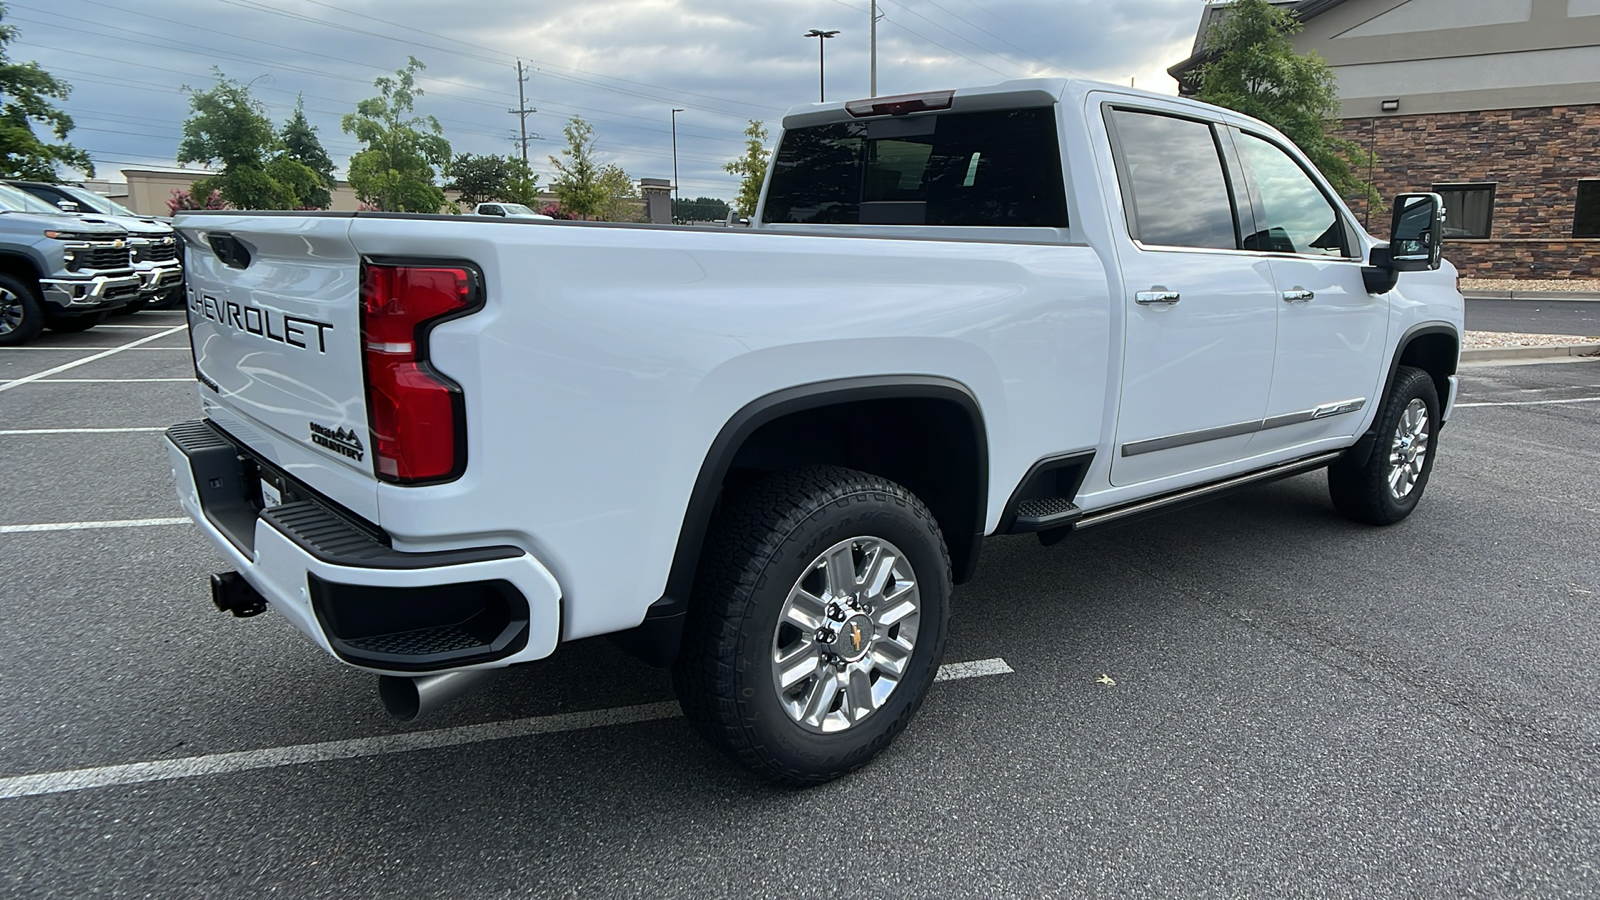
[
  {"left": 844, "top": 90, "right": 954, "bottom": 118},
  {"left": 360, "top": 263, "right": 477, "bottom": 484}
]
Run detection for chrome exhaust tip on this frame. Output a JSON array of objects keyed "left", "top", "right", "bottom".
[{"left": 378, "top": 669, "right": 496, "bottom": 722}]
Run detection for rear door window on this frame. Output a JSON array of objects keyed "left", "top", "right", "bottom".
[
  {"left": 1108, "top": 108, "right": 1240, "bottom": 251},
  {"left": 761, "top": 107, "right": 1069, "bottom": 227}
]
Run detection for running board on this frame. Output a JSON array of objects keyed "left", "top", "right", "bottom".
[{"left": 1074, "top": 451, "right": 1344, "bottom": 530}]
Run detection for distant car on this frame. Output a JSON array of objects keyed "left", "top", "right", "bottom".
[
  {"left": 474, "top": 202, "right": 553, "bottom": 220},
  {"left": 8, "top": 181, "right": 184, "bottom": 311}
]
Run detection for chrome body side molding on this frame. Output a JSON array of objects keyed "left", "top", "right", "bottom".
[{"left": 1121, "top": 399, "right": 1366, "bottom": 457}]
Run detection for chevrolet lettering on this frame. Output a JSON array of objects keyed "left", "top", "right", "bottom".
[{"left": 192, "top": 293, "right": 332, "bottom": 352}]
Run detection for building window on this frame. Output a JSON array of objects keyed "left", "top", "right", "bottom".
[
  {"left": 1432, "top": 183, "right": 1495, "bottom": 239},
  {"left": 1576, "top": 181, "right": 1600, "bottom": 238}
]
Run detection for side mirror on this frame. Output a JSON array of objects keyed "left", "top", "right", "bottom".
[
  {"left": 57, "top": 200, "right": 80, "bottom": 212},
  {"left": 1389, "top": 192, "right": 1444, "bottom": 272}
]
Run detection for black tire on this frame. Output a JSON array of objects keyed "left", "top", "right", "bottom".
[
  {"left": 673, "top": 465, "right": 951, "bottom": 786},
  {"left": 1328, "top": 365, "right": 1440, "bottom": 525},
  {"left": 45, "top": 311, "right": 108, "bottom": 333},
  {"left": 0, "top": 274, "right": 44, "bottom": 346}
]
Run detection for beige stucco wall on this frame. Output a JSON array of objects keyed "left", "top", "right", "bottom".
[
  {"left": 1293, "top": 0, "right": 1600, "bottom": 117},
  {"left": 120, "top": 168, "right": 368, "bottom": 216}
]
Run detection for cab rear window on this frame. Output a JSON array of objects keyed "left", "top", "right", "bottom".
[{"left": 761, "top": 107, "right": 1069, "bottom": 227}]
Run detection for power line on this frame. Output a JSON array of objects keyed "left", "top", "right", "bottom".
[{"left": 210, "top": 0, "right": 779, "bottom": 119}]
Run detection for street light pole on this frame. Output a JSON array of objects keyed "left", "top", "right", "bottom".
[
  {"left": 805, "top": 29, "right": 839, "bottom": 102},
  {"left": 671, "top": 108, "right": 683, "bottom": 223}
]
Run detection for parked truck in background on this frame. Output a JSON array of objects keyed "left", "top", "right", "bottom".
[
  {"left": 8, "top": 180, "right": 185, "bottom": 311},
  {"left": 165, "top": 78, "right": 1462, "bottom": 784},
  {"left": 0, "top": 186, "right": 139, "bottom": 346}
]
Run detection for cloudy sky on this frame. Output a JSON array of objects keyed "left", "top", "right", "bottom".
[{"left": 8, "top": 0, "right": 1204, "bottom": 200}]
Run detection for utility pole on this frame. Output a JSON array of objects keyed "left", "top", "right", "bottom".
[
  {"left": 671, "top": 108, "right": 684, "bottom": 223},
  {"left": 509, "top": 60, "right": 537, "bottom": 166},
  {"left": 870, "top": 1, "right": 881, "bottom": 97}
]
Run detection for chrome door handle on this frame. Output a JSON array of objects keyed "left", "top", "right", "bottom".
[
  {"left": 1281, "top": 289, "right": 1315, "bottom": 303},
  {"left": 1135, "top": 291, "right": 1181, "bottom": 306}
]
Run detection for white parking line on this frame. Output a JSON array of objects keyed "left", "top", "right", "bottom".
[
  {"left": 96, "top": 324, "right": 181, "bottom": 329},
  {"left": 0, "top": 378, "right": 192, "bottom": 383},
  {"left": 0, "top": 517, "right": 191, "bottom": 534},
  {"left": 0, "top": 657, "right": 1014, "bottom": 800},
  {"left": 1456, "top": 396, "right": 1600, "bottom": 408},
  {"left": 0, "top": 427, "right": 166, "bottom": 435},
  {"left": 0, "top": 325, "right": 186, "bottom": 394}
]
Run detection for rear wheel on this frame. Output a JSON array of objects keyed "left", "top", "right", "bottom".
[
  {"left": 0, "top": 275, "right": 44, "bottom": 346},
  {"left": 673, "top": 466, "right": 951, "bottom": 785},
  {"left": 1328, "top": 365, "right": 1440, "bottom": 525},
  {"left": 45, "top": 311, "right": 107, "bottom": 333}
]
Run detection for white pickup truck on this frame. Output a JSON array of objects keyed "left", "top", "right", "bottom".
[{"left": 166, "top": 78, "right": 1462, "bottom": 784}]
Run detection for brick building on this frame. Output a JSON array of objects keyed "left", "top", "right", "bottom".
[{"left": 1169, "top": 0, "right": 1600, "bottom": 278}]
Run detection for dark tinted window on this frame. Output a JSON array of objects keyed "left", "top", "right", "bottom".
[
  {"left": 1573, "top": 181, "right": 1600, "bottom": 238},
  {"left": 761, "top": 107, "right": 1068, "bottom": 227},
  {"left": 1235, "top": 131, "right": 1347, "bottom": 257},
  {"left": 1432, "top": 183, "right": 1494, "bottom": 238},
  {"left": 1110, "top": 110, "right": 1237, "bottom": 250}
]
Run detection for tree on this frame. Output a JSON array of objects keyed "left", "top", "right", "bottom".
[
  {"left": 504, "top": 157, "right": 542, "bottom": 207},
  {"left": 342, "top": 57, "right": 451, "bottom": 213},
  {"left": 723, "top": 120, "right": 769, "bottom": 217},
  {"left": 1193, "top": 0, "right": 1376, "bottom": 207},
  {"left": 593, "top": 164, "right": 643, "bottom": 222},
  {"left": 177, "top": 71, "right": 321, "bottom": 209},
  {"left": 280, "top": 96, "right": 334, "bottom": 209},
  {"left": 0, "top": 6, "right": 92, "bottom": 179},
  {"left": 672, "top": 196, "right": 731, "bottom": 222},
  {"left": 443, "top": 153, "right": 511, "bottom": 207},
  {"left": 548, "top": 117, "right": 607, "bottom": 219},
  {"left": 443, "top": 153, "right": 542, "bottom": 209}
]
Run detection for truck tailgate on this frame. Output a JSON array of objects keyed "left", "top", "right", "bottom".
[{"left": 178, "top": 214, "right": 380, "bottom": 523}]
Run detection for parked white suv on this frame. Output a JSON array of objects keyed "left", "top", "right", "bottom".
[{"left": 167, "top": 78, "right": 1462, "bottom": 784}]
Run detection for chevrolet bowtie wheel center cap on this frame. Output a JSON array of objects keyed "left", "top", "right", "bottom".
[{"left": 836, "top": 614, "right": 874, "bottom": 662}]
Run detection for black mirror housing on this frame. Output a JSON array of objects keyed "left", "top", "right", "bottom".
[{"left": 1389, "top": 192, "right": 1445, "bottom": 272}]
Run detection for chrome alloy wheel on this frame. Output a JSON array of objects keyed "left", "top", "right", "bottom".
[
  {"left": 771, "top": 536, "right": 921, "bottom": 734},
  {"left": 0, "top": 288, "right": 22, "bottom": 336},
  {"left": 1387, "top": 397, "right": 1431, "bottom": 501}
]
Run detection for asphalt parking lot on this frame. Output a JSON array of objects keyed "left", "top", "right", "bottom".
[{"left": 2, "top": 315, "right": 1598, "bottom": 899}]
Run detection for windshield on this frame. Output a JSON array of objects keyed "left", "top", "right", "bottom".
[
  {"left": 0, "top": 183, "right": 66, "bottom": 215},
  {"left": 501, "top": 204, "right": 537, "bottom": 216},
  {"left": 58, "top": 184, "right": 139, "bottom": 217}
]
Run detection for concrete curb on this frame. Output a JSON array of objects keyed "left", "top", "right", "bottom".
[
  {"left": 1463, "top": 291, "right": 1600, "bottom": 302},
  {"left": 1461, "top": 343, "right": 1600, "bottom": 363}
]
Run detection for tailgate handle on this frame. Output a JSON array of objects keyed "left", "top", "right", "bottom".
[{"left": 208, "top": 233, "right": 252, "bottom": 270}]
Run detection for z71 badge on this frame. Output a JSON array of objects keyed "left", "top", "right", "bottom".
[{"left": 309, "top": 421, "right": 365, "bottom": 461}]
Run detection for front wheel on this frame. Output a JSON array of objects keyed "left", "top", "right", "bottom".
[
  {"left": 0, "top": 275, "right": 44, "bottom": 346},
  {"left": 673, "top": 466, "right": 951, "bottom": 785},
  {"left": 1328, "top": 365, "right": 1440, "bottom": 525}
]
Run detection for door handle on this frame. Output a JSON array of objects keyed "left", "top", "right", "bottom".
[
  {"left": 1281, "top": 289, "right": 1315, "bottom": 303},
  {"left": 1135, "top": 290, "right": 1181, "bottom": 306}
]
